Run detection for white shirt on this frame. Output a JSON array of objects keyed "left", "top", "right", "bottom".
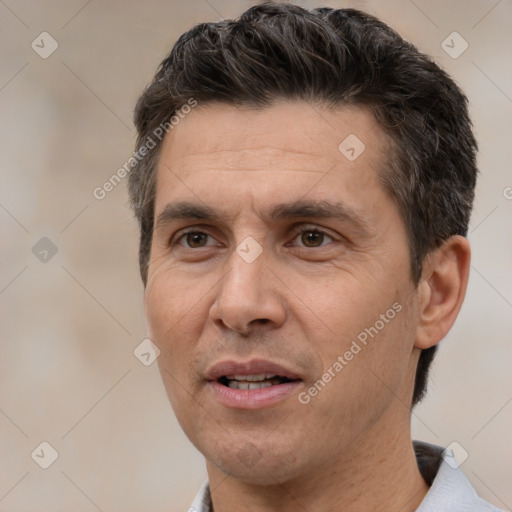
[{"left": 187, "top": 442, "right": 503, "bottom": 511}]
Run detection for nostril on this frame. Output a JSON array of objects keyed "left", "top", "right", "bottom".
[{"left": 252, "top": 318, "right": 270, "bottom": 325}]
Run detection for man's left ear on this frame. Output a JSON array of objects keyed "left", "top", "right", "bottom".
[{"left": 414, "top": 235, "right": 471, "bottom": 350}]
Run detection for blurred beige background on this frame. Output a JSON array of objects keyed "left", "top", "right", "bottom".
[{"left": 0, "top": 0, "right": 511, "bottom": 511}]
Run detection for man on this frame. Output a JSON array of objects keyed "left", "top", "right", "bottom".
[{"left": 128, "top": 3, "right": 502, "bottom": 511}]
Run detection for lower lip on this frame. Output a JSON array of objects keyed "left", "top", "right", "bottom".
[{"left": 207, "top": 380, "right": 302, "bottom": 409}]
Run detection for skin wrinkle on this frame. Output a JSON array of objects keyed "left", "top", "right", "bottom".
[{"left": 143, "top": 101, "right": 469, "bottom": 512}]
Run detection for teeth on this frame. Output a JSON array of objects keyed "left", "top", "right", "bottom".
[
  {"left": 222, "top": 373, "right": 291, "bottom": 390},
  {"left": 226, "top": 373, "right": 277, "bottom": 381},
  {"left": 227, "top": 380, "right": 276, "bottom": 390}
]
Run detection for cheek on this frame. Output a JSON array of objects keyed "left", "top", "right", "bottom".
[
  {"left": 144, "top": 273, "right": 210, "bottom": 426},
  {"left": 145, "top": 255, "right": 204, "bottom": 329},
  {"left": 297, "top": 267, "right": 398, "bottom": 345},
  {"left": 300, "top": 275, "right": 412, "bottom": 402},
  {"left": 317, "top": 299, "right": 415, "bottom": 425},
  {"left": 144, "top": 266, "right": 209, "bottom": 375}
]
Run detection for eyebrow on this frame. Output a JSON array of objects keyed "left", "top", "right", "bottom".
[{"left": 155, "top": 199, "right": 372, "bottom": 234}]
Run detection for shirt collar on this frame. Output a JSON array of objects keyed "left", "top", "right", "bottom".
[{"left": 414, "top": 441, "right": 502, "bottom": 511}]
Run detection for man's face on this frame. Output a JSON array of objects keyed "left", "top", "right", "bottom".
[{"left": 145, "top": 101, "right": 421, "bottom": 484}]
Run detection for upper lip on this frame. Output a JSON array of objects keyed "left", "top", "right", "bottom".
[{"left": 205, "top": 358, "right": 302, "bottom": 381}]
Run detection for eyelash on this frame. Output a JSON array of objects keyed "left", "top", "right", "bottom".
[{"left": 171, "top": 225, "right": 336, "bottom": 249}]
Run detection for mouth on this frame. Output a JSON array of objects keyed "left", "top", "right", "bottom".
[{"left": 205, "top": 359, "right": 303, "bottom": 409}]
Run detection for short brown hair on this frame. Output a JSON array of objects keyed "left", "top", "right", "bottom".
[{"left": 128, "top": 3, "right": 478, "bottom": 406}]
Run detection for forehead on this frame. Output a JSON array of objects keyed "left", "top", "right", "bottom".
[
  {"left": 158, "top": 100, "right": 386, "bottom": 168},
  {"left": 154, "top": 101, "right": 393, "bottom": 219}
]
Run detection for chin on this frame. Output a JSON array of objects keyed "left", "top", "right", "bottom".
[{"left": 204, "top": 439, "right": 305, "bottom": 486}]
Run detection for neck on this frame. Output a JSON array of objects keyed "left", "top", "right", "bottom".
[{"left": 206, "top": 408, "right": 429, "bottom": 512}]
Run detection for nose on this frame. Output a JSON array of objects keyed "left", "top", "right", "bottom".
[{"left": 209, "top": 248, "right": 287, "bottom": 336}]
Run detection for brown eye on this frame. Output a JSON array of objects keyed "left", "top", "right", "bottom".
[
  {"left": 177, "top": 232, "right": 212, "bottom": 248},
  {"left": 301, "top": 231, "right": 324, "bottom": 247},
  {"left": 296, "top": 229, "right": 333, "bottom": 248}
]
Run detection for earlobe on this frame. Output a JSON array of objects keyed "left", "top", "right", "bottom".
[{"left": 414, "top": 236, "right": 471, "bottom": 350}]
